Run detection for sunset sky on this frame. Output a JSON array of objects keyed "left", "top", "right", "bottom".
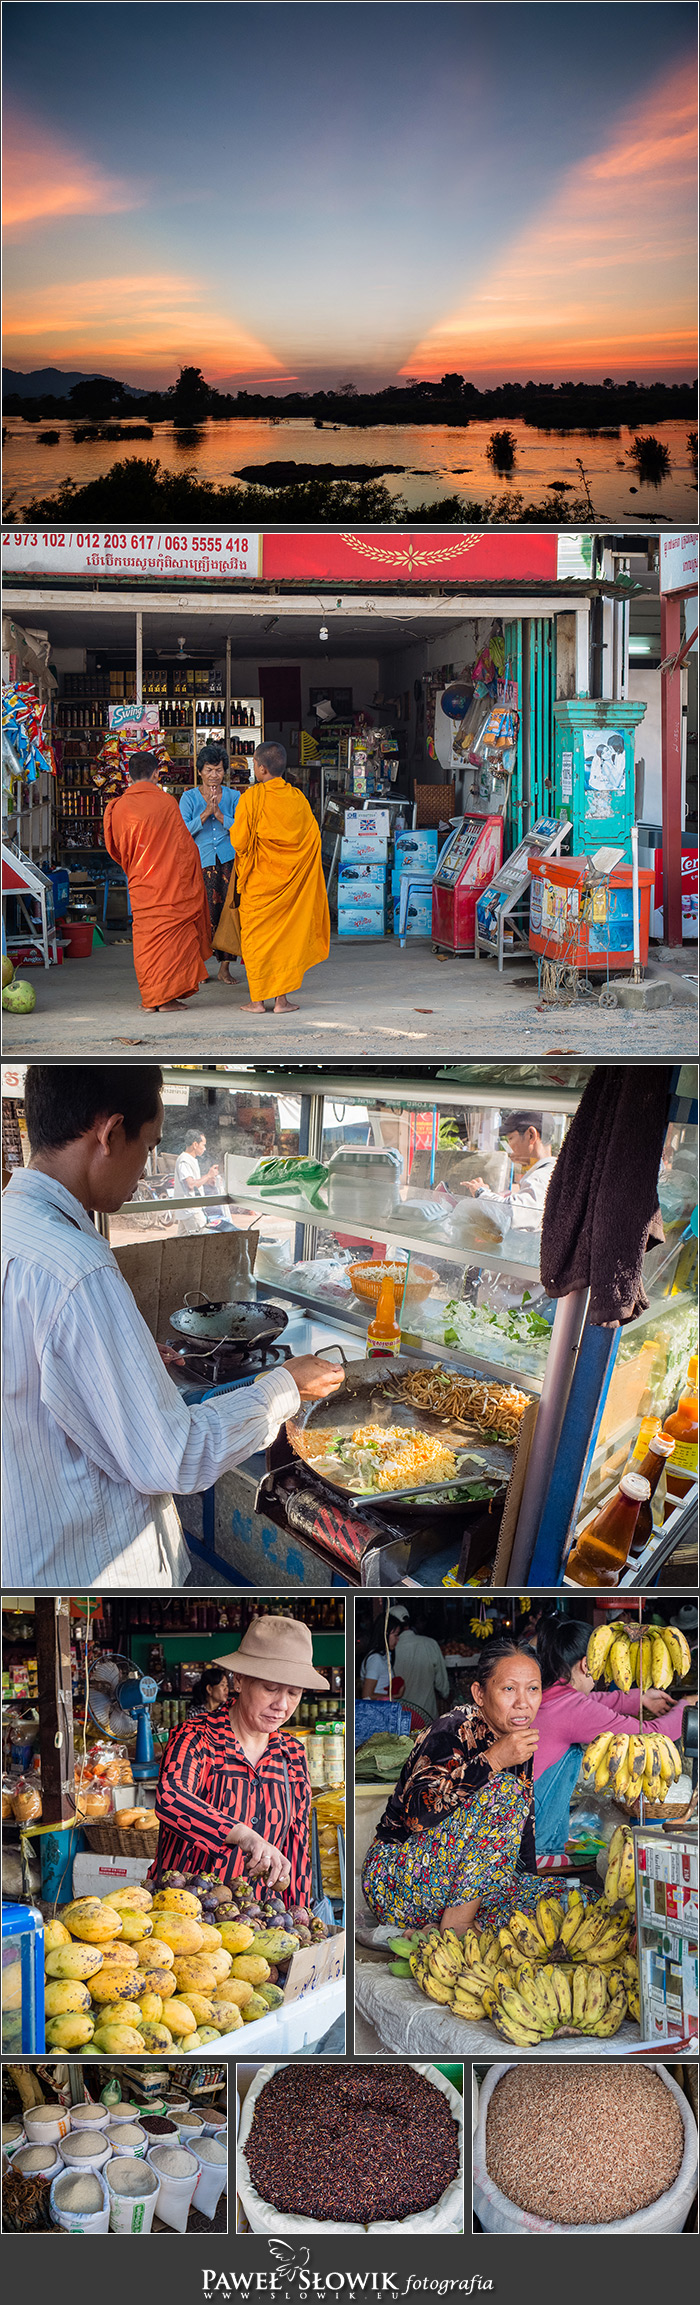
[{"left": 3, "top": 2, "right": 697, "bottom": 390}]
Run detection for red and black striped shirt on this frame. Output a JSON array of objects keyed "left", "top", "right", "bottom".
[{"left": 152, "top": 1705, "right": 312, "bottom": 1907}]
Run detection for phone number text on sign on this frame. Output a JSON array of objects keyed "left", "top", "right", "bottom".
[{"left": 2, "top": 531, "right": 261, "bottom": 579}]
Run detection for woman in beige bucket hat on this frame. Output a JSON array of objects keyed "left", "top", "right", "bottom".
[{"left": 152, "top": 1614, "right": 330, "bottom": 1904}]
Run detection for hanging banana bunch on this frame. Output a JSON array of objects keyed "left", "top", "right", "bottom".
[
  {"left": 580, "top": 1729, "right": 682, "bottom": 1805},
  {"left": 586, "top": 1622, "right": 691, "bottom": 1692}
]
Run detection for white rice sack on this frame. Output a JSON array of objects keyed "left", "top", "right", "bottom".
[
  {"left": 195, "top": 2140, "right": 227, "bottom": 2165},
  {"left": 63, "top": 2134, "right": 110, "bottom": 2158},
  {"left": 54, "top": 2174, "right": 105, "bottom": 2213},
  {"left": 149, "top": 2147, "right": 198, "bottom": 2178},
  {"left": 14, "top": 2146, "right": 60, "bottom": 2174},
  {"left": 109, "top": 2159, "right": 160, "bottom": 2198}
]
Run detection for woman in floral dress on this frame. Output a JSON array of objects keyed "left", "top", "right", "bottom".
[{"left": 362, "top": 1636, "right": 547, "bottom": 1939}]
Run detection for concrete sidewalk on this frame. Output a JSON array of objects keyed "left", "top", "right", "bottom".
[{"left": 3, "top": 934, "right": 697, "bottom": 1058}]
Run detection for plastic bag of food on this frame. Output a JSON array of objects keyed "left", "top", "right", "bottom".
[{"left": 12, "top": 1775, "right": 42, "bottom": 1823}]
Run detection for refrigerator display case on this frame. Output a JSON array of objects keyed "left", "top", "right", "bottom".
[
  {"left": 635, "top": 1829, "right": 698, "bottom": 2047},
  {"left": 1, "top": 1902, "right": 45, "bottom": 2054}
]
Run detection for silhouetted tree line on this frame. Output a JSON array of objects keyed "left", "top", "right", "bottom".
[{"left": 4, "top": 362, "right": 696, "bottom": 428}]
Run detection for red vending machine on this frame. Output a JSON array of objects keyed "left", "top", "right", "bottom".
[{"left": 431, "top": 816, "right": 503, "bottom": 954}]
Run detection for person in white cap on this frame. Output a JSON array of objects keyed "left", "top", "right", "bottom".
[
  {"left": 153, "top": 1613, "right": 330, "bottom": 1903},
  {"left": 460, "top": 1110, "right": 556, "bottom": 1238}
]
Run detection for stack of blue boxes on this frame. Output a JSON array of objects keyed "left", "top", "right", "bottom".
[
  {"left": 337, "top": 815, "right": 440, "bottom": 938},
  {"left": 337, "top": 809, "right": 390, "bottom": 937},
  {"left": 392, "top": 829, "right": 439, "bottom": 937}
]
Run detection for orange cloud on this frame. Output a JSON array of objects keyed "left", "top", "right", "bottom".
[
  {"left": 3, "top": 269, "right": 283, "bottom": 380},
  {"left": 403, "top": 59, "right": 697, "bottom": 379},
  {"left": 2, "top": 105, "right": 137, "bottom": 230}
]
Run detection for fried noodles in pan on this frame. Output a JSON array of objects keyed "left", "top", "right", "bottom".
[{"left": 380, "top": 1366, "right": 530, "bottom": 1444}]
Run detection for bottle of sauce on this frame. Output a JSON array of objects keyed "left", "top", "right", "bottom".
[
  {"left": 661, "top": 1356, "right": 698, "bottom": 1508},
  {"left": 630, "top": 1407, "right": 663, "bottom": 1463},
  {"left": 627, "top": 1434, "right": 676, "bottom": 1556},
  {"left": 566, "top": 1472, "right": 651, "bottom": 1587},
  {"left": 366, "top": 1272, "right": 401, "bottom": 1357}
]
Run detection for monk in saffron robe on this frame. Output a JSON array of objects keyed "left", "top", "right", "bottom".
[
  {"left": 231, "top": 742, "right": 330, "bottom": 1012},
  {"left": 104, "top": 753, "right": 212, "bottom": 1010}
]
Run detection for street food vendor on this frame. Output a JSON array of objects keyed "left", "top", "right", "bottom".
[
  {"left": 187, "top": 1665, "right": 231, "bottom": 1717},
  {"left": 1, "top": 1066, "right": 343, "bottom": 1589},
  {"left": 153, "top": 1614, "right": 327, "bottom": 1901},
  {"left": 361, "top": 1637, "right": 547, "bottom": 1938},
  {"left": 533, "top": 1615, "right": 696, "bottom": 1854},
  {"left": 460, "top": 1110, "right": 556, "bottom": 1237}
]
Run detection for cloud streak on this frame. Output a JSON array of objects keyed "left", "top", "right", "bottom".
[
  {"left": 403, "top": 58, "right": 697, "bottom": 379},
  {"left": 3, "top": 268, "right": 284, "bottom": 383},
  {"left": 2, "top": 103, "right": 139, "bottom": 230}
]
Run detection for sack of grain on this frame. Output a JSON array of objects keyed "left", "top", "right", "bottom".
[
  {"left": 146, "top": 2144, "right": 199, "bottom": 2231},
  {"left": 191, "top": 2134, "right": 228, "bottom": 2219},
  {"left": 237, "top": 2063, "right": 464, "bottom": 2235},
  {"left": 107, "top": 2156, "right": 161, "bottom": 2233},
  {"left": 473, "top": 2064, "right": 699, "bottom": 2235},
  {"left": 50, "top": 2167, "right": 110, "bottom": 2232},
  {"left": 70, "top": 2102, "right": 111, "bottom": 2133},
  {"left": 58, "top": 2129, "right": 113, "bottom": 2170},
  {"left": 23, "top": 2104, "right": 70, "bottom": 2144},
  {"left": 106, "top": 2122, "right": 146, "bottom": 2156},
  {"left": 13, "top": 2144, "right": 61, "bottom": 2180}
]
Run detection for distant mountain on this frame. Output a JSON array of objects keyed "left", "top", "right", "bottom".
[{"left": 3, "top": 367, "right": 150, "bottom": 400}]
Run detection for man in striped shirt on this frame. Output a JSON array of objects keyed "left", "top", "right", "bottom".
[{"left": 2, "top": 1066, "right": 343, "bottom": 1589}]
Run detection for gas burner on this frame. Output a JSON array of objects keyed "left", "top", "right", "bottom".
[{"left": 171, "top": 1337, "right": 292, "bottom": 1391}]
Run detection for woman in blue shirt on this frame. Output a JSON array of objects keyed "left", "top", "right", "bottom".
[{"left": 180, "top": 742, "right": 241, "bottom": 983}]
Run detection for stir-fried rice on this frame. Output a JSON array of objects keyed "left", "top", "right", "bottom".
[{"left": 305, "top": 1422, "right": 458, "bottom": 1493}]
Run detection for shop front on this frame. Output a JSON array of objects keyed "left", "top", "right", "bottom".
[{"left": 4, "top": 527, "right": 665, "bottom": 993}]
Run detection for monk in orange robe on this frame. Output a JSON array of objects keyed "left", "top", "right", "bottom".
[
  {"left": 231, "top": 743, "right": 330, "bottom": 1012},
  {"left": 104, "top": 754, "right": 212, "bottom": 1010}
]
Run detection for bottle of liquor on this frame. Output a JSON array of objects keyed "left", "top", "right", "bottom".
[
  {"left": 565, "top": 1472, "right": 651, "bottom": 1587},
  {"left": 628, "top": 1435, "right": 676, "bottom": 1556},
  {"left": 241, "top": 705, "right": 248, "bottom": 728},
  {"left": 661, "top": 1356, "right": 698, "bottom": 1507}
]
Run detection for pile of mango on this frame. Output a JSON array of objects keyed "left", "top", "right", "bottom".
[{"left": 42, "top": 1884, "right": 299, "bottom": 2054}]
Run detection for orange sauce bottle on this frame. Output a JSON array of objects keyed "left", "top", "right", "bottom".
[
  {"left": 366, "top": 1272, "right": 401, "bottom": 1357},
  {"left": 565, "top": 1471, "right": 651, "bottom": 1587},
  {"left": 661, "top": 1356, "right": 698, "bottom": 1505}
]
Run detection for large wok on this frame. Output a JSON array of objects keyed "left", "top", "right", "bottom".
[
  {"left": 169, "top": 1295, "right": 289, "bottom": 1348},
  {"left": 286, "top": 1352, "right": 514, "bottom": 1509}
]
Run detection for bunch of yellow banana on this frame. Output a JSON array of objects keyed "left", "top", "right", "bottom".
[
  {"left": 407, "top": 1889, "right": 640, "bottom": 2039},
  {"left": 586, "top": 1621, "right": 691, "bottom": 1692},
  {"left": 560, "top": 1899, "right": 631, "bottom": 1966},
  {"left": 408, "top": 1928, "right": 467, "bottom": 2005},
  {"left": 603, "top": 1824, "right": 636, "bottom": 1906},
  {"left": 581, "top": 1728, "right": 682, "bottom": 1805},
  {"left": 492, "top": 1959, "right": 627, "bottom": 2045}
]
